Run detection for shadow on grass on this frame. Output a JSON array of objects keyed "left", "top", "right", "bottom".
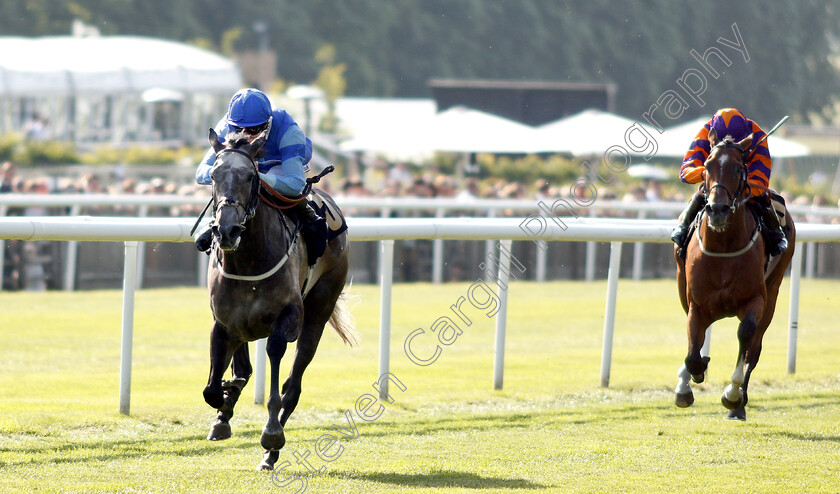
[
  {"left": 764, "top": 431, "right": 840, "bottom": 443},
  {"left": 0, "top": 432, "right": 261, "bottom": 467},
  {"left": 273, "top": 411, "right": 539, "bottom": 442},
  {"left": 331, "top": 469, "right": 547, "bottom": 489}
]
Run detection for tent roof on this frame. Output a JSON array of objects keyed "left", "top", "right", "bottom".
[
  {"left": 534, "top": 109, "right": 641, "bottom": 155},
  {"left": 335, "top": 100, "right": 812, "bottom": 161},
  {"left": 655, "top": 116, "right": 810, "bottom": 158},
  {"left": 338, "top": 101, "right": 540, "bottom": 157},
  {"left": 431, "top": 106, "right": 537, "bottom": 153},
  {"left": 336, "top": 98, "right": 437, "bottom": 160},
  {"left": 0, "top": 36, "right": 241, "bottom": 95}
]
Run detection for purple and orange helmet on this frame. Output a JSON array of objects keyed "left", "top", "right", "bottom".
[{"left": 710, "top": 108, "right": 751, "bottom": 141}]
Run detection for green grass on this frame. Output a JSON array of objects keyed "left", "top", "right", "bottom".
[{"left": 1, "top": 280, "right": 839, "bottom": 493}]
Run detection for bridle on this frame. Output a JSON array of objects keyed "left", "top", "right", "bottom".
[
  {"left": 702, "top": 140, "right": 751, "bottom": 214},
  {"left": 697, "top": 140, "right": 760, "bottom": 258},
  {"left": 212, "top": 147, "right": 261, "bottom": 231},
  {"left": 211, "top": 146, "right": 299, "bottom": 281}
]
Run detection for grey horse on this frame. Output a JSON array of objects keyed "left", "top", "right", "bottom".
[{"left": 201, "top": 127, "right": 357, "bottom": 470}]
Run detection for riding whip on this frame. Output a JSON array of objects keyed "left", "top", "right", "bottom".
[{"left": 746, "top": 115, "right": 790, "bottom": 161}]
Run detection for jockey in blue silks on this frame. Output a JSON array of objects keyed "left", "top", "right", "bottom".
[{"left": 194, "top": 88, "right": 326, "bottom": 254}]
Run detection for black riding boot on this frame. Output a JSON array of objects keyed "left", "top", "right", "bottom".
[
  {"left": 671, "top": 191, "right": 706, "bottom": 248},
  {"left": 294, "top": 200, "right": 328, "bottom": 264},
  {"left": 757, "top": 196, "right": 788, "bottom": 256},
  {"left": 194, "top": 223, "right": 213, "bottom": 252}
]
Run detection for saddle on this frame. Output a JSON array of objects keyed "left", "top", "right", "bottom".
[{"left": 258, "top": 167, "right": 347, "bottom": 266}]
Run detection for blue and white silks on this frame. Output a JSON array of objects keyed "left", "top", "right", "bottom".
[{"left": 196, "top": 109, "right": 312, "bottom": 198}]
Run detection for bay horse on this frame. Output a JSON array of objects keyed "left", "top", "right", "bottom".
[
  {"left": 674, "top": 129, "right": 795, "bottom": 421},
  {"left": 202, "top": 127, "right": 357, "bottom": 470}
]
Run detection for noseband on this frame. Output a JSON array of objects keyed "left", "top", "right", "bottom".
[
  {"left": 703, "top": 141, "right": 751, "bottom": 213},
  {"left": 213, "top": 148, "right": 261, "bottom": 228}
]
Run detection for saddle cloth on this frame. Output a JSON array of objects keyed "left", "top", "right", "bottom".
[{"left": 308, "top": 192, "right": 348, "bottom": 241}]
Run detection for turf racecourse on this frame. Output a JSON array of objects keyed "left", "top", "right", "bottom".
[{"left": 1, "top": 279, "right": 839, "bottom": 493}]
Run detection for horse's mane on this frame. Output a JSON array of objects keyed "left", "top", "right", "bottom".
[
  {"left": 225, "top": 132, "right": 251, "bottom": 149},
  {"left": 225, "top": 131, "right": 266, "bottom": 159}
]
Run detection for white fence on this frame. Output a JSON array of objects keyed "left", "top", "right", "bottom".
[
  {"left": 2, "top": 195, "right": 839, "bottom": 290},
  {"left": 1, "top": 215, "right": 839, "bottom": 414}
]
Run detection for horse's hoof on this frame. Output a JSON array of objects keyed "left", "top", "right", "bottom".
[
  {"left": 674, "top": 391, "right": 695, "bottom": 408},
  {"left": 690, "top": 373, "right": 705, "bottom": 384},
  {"left": 203, "top": 386, "right": 224, "bottom": 410},
  {"left": 726, "top": 408, "right": 747, "bottom": 421},
  {"left": 721, "top": 390, "right": 745, "bottom": 410},
  {"left": 260, "top": 426, "right": 286, "bottom": 451},
  {"left": 207, "top": 419, "right": 232, "bottom": 441},
  {"left": 258, "top": 450, "right": 280, "bottom": 471}
]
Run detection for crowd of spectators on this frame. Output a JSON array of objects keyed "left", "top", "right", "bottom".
[
  {"left": 2, "top": 159, "right": 839, "bottom": 221},
  {"left": 1, "top": 159, "right": 839, "bottom": 289}
]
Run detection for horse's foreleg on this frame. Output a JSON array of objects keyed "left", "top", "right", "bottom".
[
  {"left": 279, "top": 277, "right": 339, "bottom": 427},
  {"left": 727, "top": 313, "right": 769, "bottom": 421},
  {"left": 683, "top": 306, "right": 712, "bottom": 384},
  {"left": 208, "top": 343, "right": 251, "bottom": 441},
  {"left": 279, "top": 321, "right": 326, "bottom": 427},
  {"left": 204, "top": 322, "right": 235, "bottom": 410},
  {"left": 258, "top": 305, "right": 298, "bottom": 471}
]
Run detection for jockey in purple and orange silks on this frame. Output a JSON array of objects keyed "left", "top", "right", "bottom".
[{"left": 670, "top": 108, "right": 788, "bottom": 255}]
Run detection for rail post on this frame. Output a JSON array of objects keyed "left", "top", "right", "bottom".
[{"left": 600, "top": 241, "right": 623, "bottom": 387}]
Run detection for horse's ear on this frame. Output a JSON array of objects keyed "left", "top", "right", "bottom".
[
  {"left": 737, "top": 133, "right": 753, "bottom": 151},
  {"left": 708, "top": 127, "right": 718, "bottom": 148},
  {"left": 209, "top": 128, "right": 224, "bottom": 153},
  {"left": 244, "top": 127, "right": 269, "bottom": 156}
]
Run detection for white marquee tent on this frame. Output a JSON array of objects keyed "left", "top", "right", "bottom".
[
  {"left": 338, "top": 102, "right": 540, "bottom": 159},
  {"left": 336, "top": 98, "right": 437, "bottom": 161},
  {"left": 0, "top": 35, "right": 242, "bottom": 145},
  {"left": 534, "top": 109, "right": 641, "bottom": 156},
  {"left": 335, "top": 100, "right": 812, "bottom": 164},
  {"left": 431, "top": 106, "right": 537, "bottom": 154},
  {"left": 654, "top": 116, "right": 810, "bottom": 158}
]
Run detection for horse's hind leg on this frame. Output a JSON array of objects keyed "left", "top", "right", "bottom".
[
  {"left": 258, "top": 305, "right": 298, "bottom": 471},
  {"left": 674, "top": 363, "right": 695, "bottom": 408},
  {"left": 208, "top": 343, "right": 252, "bottom": 440}
]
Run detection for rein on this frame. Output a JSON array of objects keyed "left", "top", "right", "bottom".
[
  {"left": 215, "top": 204, "right": 299, "bottom": 282},
  {"left": 697, "top": 141, "right": 759, "bottom": 258},
  {"left": 212, "top": 147, "right": 298, "bottom": 282}
]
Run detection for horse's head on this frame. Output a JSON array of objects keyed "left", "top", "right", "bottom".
[
  {"left": 208, "top": 127, "right": 268, "bottom": 250},
  {"left": 702, "top": 127, "right": 752, "bottom": 230}
]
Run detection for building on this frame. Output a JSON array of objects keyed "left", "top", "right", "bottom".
[{"left": 428, "top": 79, "right": 617, "bottom": 126}]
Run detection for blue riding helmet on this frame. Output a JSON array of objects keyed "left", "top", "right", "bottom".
[{"left": 226, "top": 88, "right": 273, "bottom": 127}]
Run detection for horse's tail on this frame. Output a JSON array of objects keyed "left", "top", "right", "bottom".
[{"left": 329, "top": 287, "right": 359, "bottom": 347}]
